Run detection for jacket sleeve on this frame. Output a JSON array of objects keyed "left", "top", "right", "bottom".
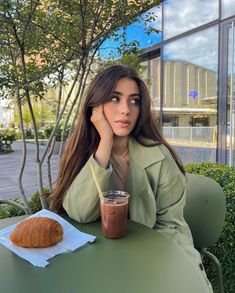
[
  {"left": 154, "top": 156, "right": 203, "bottom": 268},
  {"left": 62, "top": 155, "right": 112, "bottom": 223}
]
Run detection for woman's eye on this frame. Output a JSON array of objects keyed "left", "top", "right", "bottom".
[
  {"left": 130, "top": 98, "right": 140, "bottom": 105},
  {"left": 111, "top": 96, "right": 119, "bottom": 102}
]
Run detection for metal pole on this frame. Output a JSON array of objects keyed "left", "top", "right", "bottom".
[{"left": 229, "top": 22, "right": 234, "bottom": 167}]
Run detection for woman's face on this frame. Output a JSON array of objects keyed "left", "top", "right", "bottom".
[{"left": 103, "top": 77, "right": 140, "bottom": 137}]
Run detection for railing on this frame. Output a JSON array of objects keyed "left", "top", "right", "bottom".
[{"left": 163, "top": 126, "right": 217, "bottom": 144}]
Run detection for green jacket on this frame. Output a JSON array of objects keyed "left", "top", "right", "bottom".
[{"left": 63, "top": 137, "right": 203, "bottom": 269}]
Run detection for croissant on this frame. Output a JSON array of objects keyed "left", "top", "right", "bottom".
[{"left": 10, "top": 217, "right": 63, "bottom": 248}]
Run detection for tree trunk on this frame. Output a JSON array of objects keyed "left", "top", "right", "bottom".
[{"left": 16, "top": 87, "right": 32, "bottom": 214}]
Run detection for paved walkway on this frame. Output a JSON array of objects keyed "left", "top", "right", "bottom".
[
  {"left": 0, "top": 141, "right": 60, "bottom": 200},
  {"left": 0, "top": 140, "right": 218, "bottom": 201}
]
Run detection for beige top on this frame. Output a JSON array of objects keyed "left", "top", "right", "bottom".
[{"left": 110, "top": 148, "right": 129, "bottom": 192}]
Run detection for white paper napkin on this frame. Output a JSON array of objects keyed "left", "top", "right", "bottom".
[{"left": 0, "top": 209, "right": 96, "bottom": 267}]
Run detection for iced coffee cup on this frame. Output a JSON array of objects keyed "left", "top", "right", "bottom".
[{"left": 100, "top": 191, "right": 130, "bottom": 239}]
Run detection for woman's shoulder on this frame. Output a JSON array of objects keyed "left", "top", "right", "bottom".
[
  {"left": 129, "top": 137, "right": 171, "bottom": 164},
  {"left": 130, "top": 137, "right": 182, "bottom": 174},
  {"left": 130, "top": 136, "right": 172, "bottom": 156}
]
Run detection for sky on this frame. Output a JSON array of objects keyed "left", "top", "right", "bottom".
[{"left": 98, "top": 6, "right": 162, "bottom": 59}]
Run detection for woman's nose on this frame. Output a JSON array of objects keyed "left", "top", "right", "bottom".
[{"left": 120, "top": 101, "right": 130, "bottom": 115}]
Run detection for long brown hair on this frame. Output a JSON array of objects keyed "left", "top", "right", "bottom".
[{"left": 50, "top": 64, "right": 185, "bottom": 212}]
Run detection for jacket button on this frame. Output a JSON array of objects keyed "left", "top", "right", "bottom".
[{"left": 199, "top": 263, "right": 204, "bottom": 271}]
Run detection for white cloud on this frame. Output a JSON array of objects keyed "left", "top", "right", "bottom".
[
  {"left": 222, "top": 0, "right": 235, "bottom": 18},
  {"left": 164, "top": 0, "right": 218, "bottom": 39},
  {"left": 164, "top": 26, "right": 218, "bottom": 72}
]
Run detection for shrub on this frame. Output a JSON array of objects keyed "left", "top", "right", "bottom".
[
  {"left": 23, "top": 129, "right": 47, "bottom": 140},
  {"left": 30, "top": 189, "right": 51, "bottom": 213},
  {"left": 43, "top": 123, "right": 71, "bottom": 141},
  {"left": 38, "top": 129, "right": 46, "bottom": 139},
  {"left": 0, "top": 128, "right": 18, "bottom": 151},
  {"left": 25, "top": 129, "right": 34, "bottom": 139},
  {"left": 185, "top": 162, "right": 235, "bottom": 293}
]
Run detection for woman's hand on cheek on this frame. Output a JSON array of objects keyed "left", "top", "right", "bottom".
[
  {"left": 91, "top": 105, "right": 113, "bottom": 142},
  {"left": 91, "top": 105, "right": 113, "bottom": 168}
]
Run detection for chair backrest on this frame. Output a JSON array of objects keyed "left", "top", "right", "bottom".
[
  {"left": 0, "top": 199, "right": 27, "bottom": 214},
  {"left": 184, "top": 173, "right": 226, "bottom": 249}
]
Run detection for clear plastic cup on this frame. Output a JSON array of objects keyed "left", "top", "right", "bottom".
[{"left": 100, "top": 191, "right": 130, "bottom": 239}]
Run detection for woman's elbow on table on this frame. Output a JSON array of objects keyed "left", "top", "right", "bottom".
[{"left": 63, "top": 194, "right": 100, "bottom": 223}]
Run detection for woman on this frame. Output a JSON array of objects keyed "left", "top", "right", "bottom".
[{"left": 50, "top": 65, "right": 212, "bottom": 291}]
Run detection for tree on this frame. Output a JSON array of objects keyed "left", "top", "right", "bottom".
[{"left": 0, "top": 0, "right": 162, "bottom": 211}]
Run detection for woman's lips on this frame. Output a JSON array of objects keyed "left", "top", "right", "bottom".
[{"left": 116, "top": 120, "right": 130, "bottom": 127}]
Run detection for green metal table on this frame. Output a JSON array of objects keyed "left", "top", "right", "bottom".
[{"left": 0, "top": 215, "right": 210, "bottom": 293}]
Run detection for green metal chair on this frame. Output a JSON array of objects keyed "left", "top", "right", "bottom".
[
  {"left": 184, "top": 173, "right": 226, "bottom": 293},
  {"left": 0, "top": 199, "right": 28, "bottom": 215}
]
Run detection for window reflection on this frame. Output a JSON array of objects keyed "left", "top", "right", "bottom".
[
  {"left": 163, "top": 0, "right": 218, "bottom": 40},
  {"left": 141, "top": 57, "right": 161, "bottom": 113},
  {"left": 163, "top": 26, "right": 218, "bottom": 163},
  {"left": 226, "top": 23, "right": 235, "bottom": 166},
  {"left": 222, "top": 0, "right": 235, "bottom": 19}
]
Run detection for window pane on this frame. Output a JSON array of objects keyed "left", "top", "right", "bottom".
[
  {"left": 141, "top": 57, "right": 161, "bottom": 113},
  {"left": 163, "top": 26, "right": 218, "bottom": 164},
  {"left": 163, "top": 0, "right": 219, "bottom": 40},
  {"left": 149, "top": 57, "right": 161, "bottom": 112},
  {"left": 222, "top": 0, "right": 235, "bottom": 19}
]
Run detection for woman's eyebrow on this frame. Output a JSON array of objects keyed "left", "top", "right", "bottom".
[{"left": 112, "top": 91, "right": 140, "bottom": 97}]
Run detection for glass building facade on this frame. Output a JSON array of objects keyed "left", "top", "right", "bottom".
[
  {"left": 99, "top": 0, "right": 235, "bottom": 166},
  {"left": 102, "top": 0, "right": 235, "bottom": 167}
]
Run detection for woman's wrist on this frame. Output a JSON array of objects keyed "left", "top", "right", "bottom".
[{"left": 94, "top": 138, "right": 113, "bottom": 168}]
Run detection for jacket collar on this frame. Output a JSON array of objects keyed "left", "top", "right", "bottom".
[{"left": 128, "top": 137, "right": 165, "bottom": 169}]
